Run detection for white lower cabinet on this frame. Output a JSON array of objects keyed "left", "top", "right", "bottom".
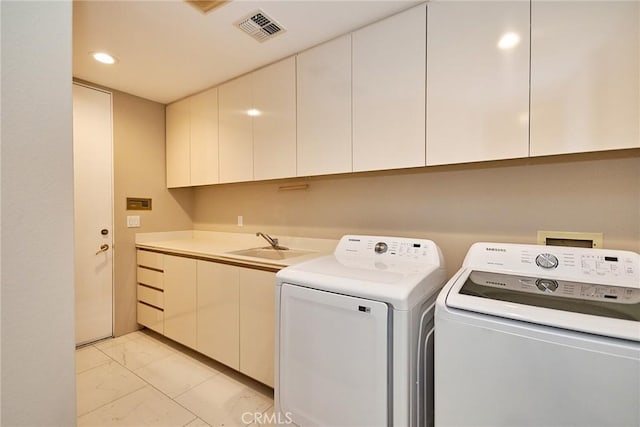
[
  {"left": 239, "top": 268, "right": 276, "bottom": 387},
  {"left": 163, "top": 255, "right": 197, "bottom": 349},
  {"left": 137, "top": 301, "right": 164, "bottom": 335},
  {"left": 136, "top": 250, "right": 165, "bottom": 334},
  {"left": 136, "top": 250, "right": 276, "bottom": 387},
  {"left": 196, "top": 261, "right": 240, "bottom": 370}
]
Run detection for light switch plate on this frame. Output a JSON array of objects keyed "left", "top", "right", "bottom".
[{"left": 127, "top": 215, "right": 141, "bottom": 228}]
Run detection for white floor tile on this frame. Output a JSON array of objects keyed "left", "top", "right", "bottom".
[
  {"left": 94, "top": 331, "right": 145, "bottom": 351},
  {"left": 99, "top": 334, "right": 175, "bottom": 371},
  {"left": 175, "top": 373, "right": 273, "bottom": 427},
  {"left": 134, "top": 352, "right": 220, "bottom": 398},
  {"left": 184, "top": 418, "right": 212, "bottom": 427},
  {"left": 77, "top": 330, "right": 274, "bottom": 427},
  {"left": 78, "top": 385, "right": 197, "bottom": 427},
  {"left": 76, "top": 345, "right": 111, "bottom": 374},
  {"left": 76, "top": 360, "right": 146, "bottom": 416}
]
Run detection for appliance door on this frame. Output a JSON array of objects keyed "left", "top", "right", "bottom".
[
  {"left": 435, "top": 305, "right": 640, "bottom": 427},
  {"left": 279, "top": 283, "right": 389, "bottom": 427}
]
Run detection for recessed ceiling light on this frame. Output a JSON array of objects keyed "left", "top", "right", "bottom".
[
  {"left": 92, "top": 52, "right": 117, "bottom": 65},
  {"left": 247, "top": 109, "right": 261, "bottom": 117},
  {"left": 497, "top": 32, "right": 520, "bottom": 50}
]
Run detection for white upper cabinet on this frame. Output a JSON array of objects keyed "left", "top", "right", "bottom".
[
  {"left": 218, "top": 57, "right": 297, "bottom": 183},
  {"left": 166, "top": 98, "right": 191, "bottom": 188},
  {"left": 252, "top": 57, "right": 297, "bottom": 181},
  {"left": 352, "top": 3, "right": 426, "bottom": 173},
  {"left": 297, "top": 34, "right": 352, "bottom": 177},
  {"left": 426, "top": 1, "right": 530, "bottom": 165},
  {"left": 530, "top": 1, "right": 640, "bottom": 156},
  {"left": 166, "top": 88, "right": 219, "bottom": 188},
  {"left": 219, "top": 73, "right": 254, "bottom": 183},
  {"left": 190, "top": 87, "right": 219, "bottom": 186}
]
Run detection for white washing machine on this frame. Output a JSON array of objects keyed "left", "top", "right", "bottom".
[
  {"left": 275, "top": 235, "right": 446, "bottom": 427},
  {"left": 435, "top": 242, "right": 640, "bottom": 427}
]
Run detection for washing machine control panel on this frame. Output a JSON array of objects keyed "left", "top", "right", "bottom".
[
  {"left": 535, "top": 253, "right": 559, "bottom": 269},
  {"left": 464, "top": 243, "right": 640, "bottom": 288},
  {"left": 465, "top": 270, "right": 640, "bottom": 306}
]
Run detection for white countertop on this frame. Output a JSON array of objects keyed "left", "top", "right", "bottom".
[{"left": 135, "top": 230, "right": 338, "bottom": 270}]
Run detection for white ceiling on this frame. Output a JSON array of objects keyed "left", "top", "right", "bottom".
[{"left": 73, "top": 0, "right": 421, "bottom": 104}]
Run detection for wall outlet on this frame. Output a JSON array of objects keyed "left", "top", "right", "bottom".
[
  {"left": 127, "top": 215, "right": 141, "bottom": 228},
  {"left": 237, "top": 215, "right": 243, "bottom": 227}
]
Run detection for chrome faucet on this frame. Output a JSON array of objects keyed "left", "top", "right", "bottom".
[{"left": 256, "top": 232, "right": 288, "bottom": 250}]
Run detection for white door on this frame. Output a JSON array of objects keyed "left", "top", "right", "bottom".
[
  {"left": 73, "top": 83, "right": 114, "bottom": 346},
  {"left": 279, "top": 284, "right": 389, "bottom": 426}
]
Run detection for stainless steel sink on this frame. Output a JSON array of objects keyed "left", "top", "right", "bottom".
[{"left": 227, "top": 247, "right": 315, "bottom": 260}]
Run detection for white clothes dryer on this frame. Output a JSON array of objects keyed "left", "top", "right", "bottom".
[
  {"left": 435, "top": 242, "right": 640, "bottom": 427},
  {"left": 275, "top": 235, "right": 446, "bottom": 427}
]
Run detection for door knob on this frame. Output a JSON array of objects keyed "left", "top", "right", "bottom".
[{"left": 95, "top": 244, "right": 109, "bottom": 255}]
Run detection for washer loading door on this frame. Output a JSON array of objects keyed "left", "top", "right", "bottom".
[{"left": 279, "top": 283, "right": 389, "bottom": 427}]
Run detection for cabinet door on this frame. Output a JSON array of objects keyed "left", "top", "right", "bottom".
[
  {"left": 352, "top": 3, "right": 426, "bottom": 172},
  {"left": 219, "top": 74, "right": 253, "bottom": 183},
  {"left": 297, "top": 34, "right": 352, "bottom": 177},
  {"left": 252, "top": 57, "right": 297, "bottom": 180},
  {"left": 426, "top": 1, "right": 530, "bottom": 165},
  {"left": 163, "top": 255, "right": 197, "bottom": 348},
  {"left": 190, "top": 87, "right": 219, "bottom": 186},
  {"left": 239, "top": 268, "right": 276, "bottom": 387},
  {"left": 196, "top": 261, "right": 240, "bottom": 370},
  {"left": 530, "top": 1, "right": 640, "bottom": 156},
  {"left": 166, "top": 98, "right": 191, "bottom": 188}
]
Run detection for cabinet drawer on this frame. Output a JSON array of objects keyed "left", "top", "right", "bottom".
[
  {"left": 137, "top": 250, "right": 163, "bottom": 270},
  {"left": 137, "top": 266, "right": 164, "bottom": 290},
  {"left": 137, "top": 284, "right": 163, "bottom": 309},
  {"left": 137, "top": 302, "right": 164, "bottom": 334}
]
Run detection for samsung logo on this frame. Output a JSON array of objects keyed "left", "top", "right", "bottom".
[
  {"left": 486, "top": 247, "right": 507, "bottom": 252},
  {"left": 486, "top": 281, "right": 506, "bottom": 287}
]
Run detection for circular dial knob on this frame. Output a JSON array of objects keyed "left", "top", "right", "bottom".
[
  {"left": 535, "top": 253, "right": 559, "bottom": 269},
  {"left": 536, "top": 278, "right": 559, "bottom": 293},
  {"left": 374, "top": 242, "right": 388, "bottom": 254}
]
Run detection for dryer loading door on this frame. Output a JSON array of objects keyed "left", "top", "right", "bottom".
[{"left": 279, "top": 283, "right": 389, "bottom": 427}]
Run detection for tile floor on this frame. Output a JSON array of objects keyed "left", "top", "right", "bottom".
[{"left": 76, "top": 329, "right": 275, "bottom": 427}]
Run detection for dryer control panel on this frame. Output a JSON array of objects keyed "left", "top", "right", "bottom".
[
  {"left": 335, "top": 235, "right": 439, "bottom": 263},
  {"left": 464, "top": 242, "right": 640, "bottom": 288}
]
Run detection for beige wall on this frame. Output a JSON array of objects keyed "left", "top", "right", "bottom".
[
  {"left": 112, "top": 90, "right": 193, "bottom": 336},
  {"left": 2, "top": 1, "right": 77, "bottom": 424},
  {"left": 193, "top": 150, "right": 640, "bottom": 277}
]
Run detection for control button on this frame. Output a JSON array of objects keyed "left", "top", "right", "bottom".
[
  {"left": 536, "top": 278, "right": 559, "bottom": 293},
  {"left": 374, "top": 242, "right": 388, "bottom": 254},
  {"left": 536, "top": 253, "right": 559, "bottom": 269}
]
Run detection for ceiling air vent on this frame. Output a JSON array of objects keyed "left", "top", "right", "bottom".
[{"left": 235, "top": 10, "right": 286, "bottom": 42}]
